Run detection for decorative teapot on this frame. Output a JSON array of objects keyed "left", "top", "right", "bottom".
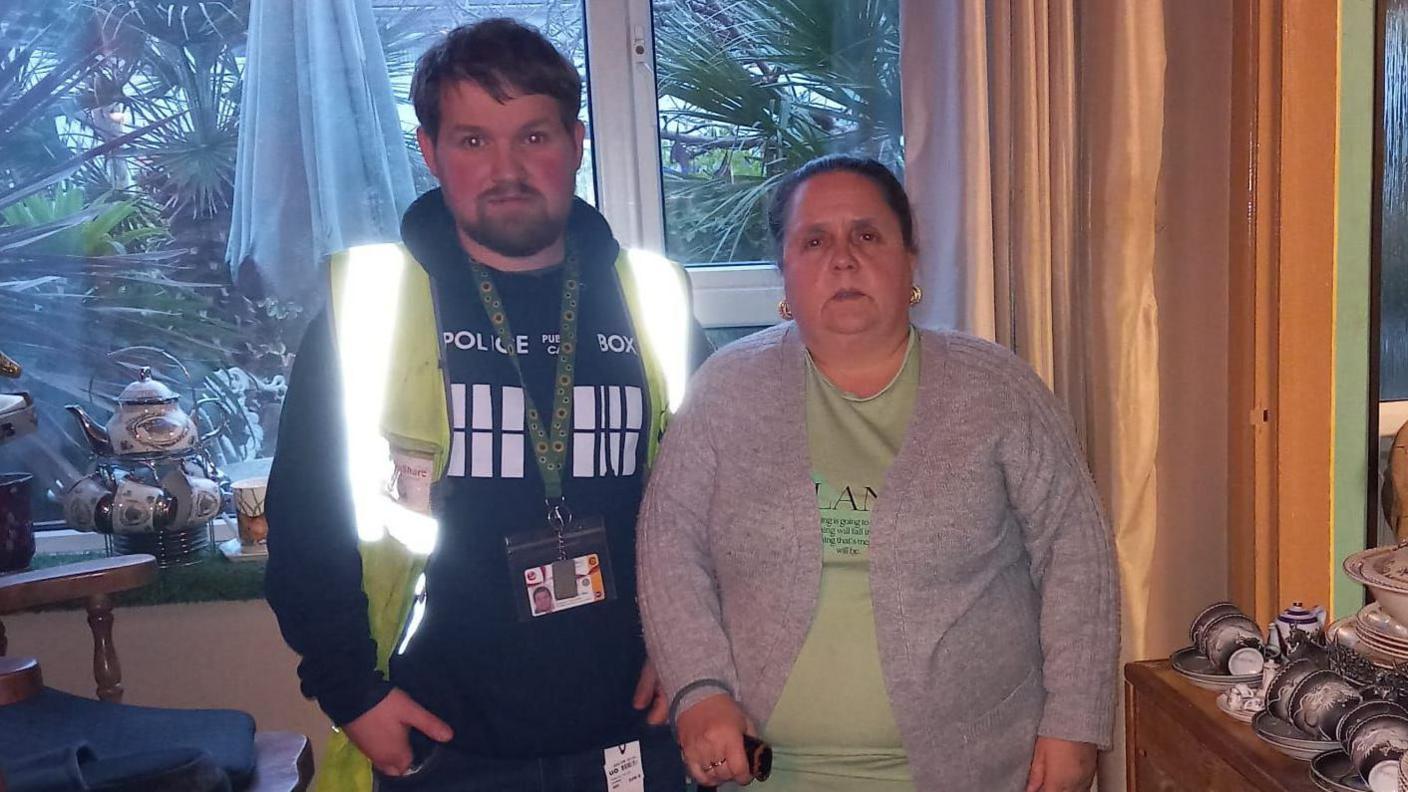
[
  {"left": 60, "top": 367, "right": 228, "bottom": 535},
  {"left": 66, "top": 367, "right": 224, "bottom": 458}
]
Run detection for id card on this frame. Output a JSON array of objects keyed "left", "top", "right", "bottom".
[
  {"left": 523, "top": 554, "right": 606, "bottom": 616},
  {"left": 504, "top": 515, "right": 616, "bottom": 622}
]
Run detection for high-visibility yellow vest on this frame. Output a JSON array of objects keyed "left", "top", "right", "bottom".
[{"left": 313, "top": 243, "right": 692, "bottom": 792}]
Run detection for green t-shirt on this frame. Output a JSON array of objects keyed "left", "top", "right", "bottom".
[{"left": 761, "top": 330, "right": 919, "bottom": 791}]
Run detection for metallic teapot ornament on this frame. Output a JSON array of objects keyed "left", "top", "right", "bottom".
[
  {"left": 66, "top": 367, "right": 225, "bottom": 458},
  {"left": 61, "top": 367, "right": 229, "bottom": 536}
]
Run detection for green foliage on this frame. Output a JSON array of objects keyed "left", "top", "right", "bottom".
[
  {"left": 655, "top": 0, "right": 902, "bottom": 264},
  {"left": 0, "top": 0, "right": 295, "bottom": 481}
]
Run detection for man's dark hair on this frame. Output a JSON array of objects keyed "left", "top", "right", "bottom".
[
  {"left": 411, "top": 18, "right": 582, "bottom": 141},
  {"left": 766, "top": 155, "right": 916, "bottom": 258}
]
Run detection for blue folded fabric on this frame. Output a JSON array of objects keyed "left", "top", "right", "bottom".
[
  {"left": 4, "top": 741, "right": 229, "bottom": 792},
  {"left": 4, "top": 743, "right": 95, "bottom": 791},
  {"left": 0, "top": 688, "right": 254, "bottom": 789}
]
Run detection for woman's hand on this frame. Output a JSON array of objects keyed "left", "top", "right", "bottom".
[
  {"left": 675, "top": 692, "right": 757, "bottom": 786},
  {"left": 632, "top": 660, "right": 669, "bottom": 726},
  {"left": 1025, "top": 736, "right": 1097, "bottom": 792}
]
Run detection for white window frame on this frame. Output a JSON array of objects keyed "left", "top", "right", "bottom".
[{"left": 584, "top": 0, "right": 782, "bottom": 329}]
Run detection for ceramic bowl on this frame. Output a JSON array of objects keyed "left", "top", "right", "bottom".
[{"left": 1346, "top": 548, "right": 1408, "bottom": 627}]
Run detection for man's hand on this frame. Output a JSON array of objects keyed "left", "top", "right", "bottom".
[
  {"left": 632, "top": 660, "right": 669, "bottom": 726},
  {"left": 675, "top": 693, "right": 756, "bottom": 787},
  {"left": 343, "top": 688, "right": 453, "bottom": 777},
  {"left": 1025, "top": 736, "right": 1098, "bottom": 792}
]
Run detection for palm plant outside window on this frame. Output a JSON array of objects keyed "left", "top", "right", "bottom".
[{"left": 0, "top": 0, "right": 900, "bottom": 521}]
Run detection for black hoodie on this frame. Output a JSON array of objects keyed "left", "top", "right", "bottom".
[{"left": 265, "top": 189, "right": 709, "bottom": 758}]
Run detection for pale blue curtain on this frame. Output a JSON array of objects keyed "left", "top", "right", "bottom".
[{"left": 226, "top": 0, "right": 414, "bottom": 303}]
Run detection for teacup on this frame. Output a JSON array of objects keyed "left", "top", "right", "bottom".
[
  {"left": 1190, "top": 601, "right": 1245, "bottom": 648},
  {"left": 1267, "top": 659, "right": 1322, "bottom": 723},
  {"left": 187, "top": 475, "right": 223, "bottom": 526},
  {"left": 1350, "top": 715, "right": 1408, "bottom": 789},
  {"left": 0, "top": 472, "right": 34, "bottom": 572},
  {"left": 1285, "top": 669, "right": 1361, "bottom": 739},
  {"left": 112, "top": 477, "right": 174, "bottom": 534},
  {"left": 1339, "top": 700, "right": 1408, "bottom": 746},
  {"left": 63, "top": 474, "right": 112, "bottom": 532},
  {"left": 1196, "top": 611, "right": 1253, "bottom": 655},
  {"left": 1203, "top": 614, "right": 1265, "bottom": 674}
]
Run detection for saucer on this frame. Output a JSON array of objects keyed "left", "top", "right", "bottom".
[
  {"left": 218, "top": 537, "right": 268, "bottom": 563},
  {"left": 1253, "top": 710, "right": 1339, "bottom": 761},
  {"left": 1311, "top": 751, "right": 1372, "bottom": 791},
  {"left": 1171, "top": 646, "right": 1261, "bottom": 690}
]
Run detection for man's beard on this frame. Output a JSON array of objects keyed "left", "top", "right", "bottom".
[{"left": 459, "top": 183, "right": 570, "bottom": 258}]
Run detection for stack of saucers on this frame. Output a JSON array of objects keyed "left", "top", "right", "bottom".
[
  {"left": 1311, "top": 751, "right": 1371, "bottom": 791},
  {"left": 1328, "top": 618, "right": 1399, "bottom": 670},
  {"left": 1253, "top": 709, "right": 1339, "bottom": 761},
  {"left": 1170, "top": 646, "right": 1262, "bottom": 691},
  {"left": 1352, "top": 603, "right": 1408, "bottom": 664}
]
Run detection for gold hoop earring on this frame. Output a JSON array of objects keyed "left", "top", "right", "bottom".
[
  {"left": 909, "top": 285, "right": 923, "bottom": 306},
  {"left": 777, "top": 299, "right": 794, "bottom": 320}
]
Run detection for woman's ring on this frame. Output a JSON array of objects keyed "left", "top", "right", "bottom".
[{"left": 703, "top": 758, "right": 728, "bottom": 771}]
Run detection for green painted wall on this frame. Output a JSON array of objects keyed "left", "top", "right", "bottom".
[{"left": 1333, "top": 0, "right": 1375, "bottom": 619}]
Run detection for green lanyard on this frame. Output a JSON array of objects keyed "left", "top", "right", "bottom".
[{"left": 470, "top": 250, "right": 581, "bottom": 508}]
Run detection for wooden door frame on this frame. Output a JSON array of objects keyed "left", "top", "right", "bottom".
[{"left": 1228, "top": 0, "right": 1341, "bottom": 626}]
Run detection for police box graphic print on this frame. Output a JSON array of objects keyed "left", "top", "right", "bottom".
[{"left": 447, "top": 380, "right": 644, "bottom": 480}]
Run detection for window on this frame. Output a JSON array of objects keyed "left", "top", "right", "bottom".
[
  {"left": 0, "top": 0, "right": 903, "bottom": 521},
  {"left": 373, "top": 0, "right": 597, "bottom": 203},
  {"left": 586, "top": 0, "right": 903, "bottom": 326},
  {"left": 1383, "top": 0, "right": 1408, "bottom": 404},
  {"left": 1376, "top": 0, "right": 1407, "bottom": 544},
  {"left": 652, "top": 0, "right": 903, "bottom": 267}
]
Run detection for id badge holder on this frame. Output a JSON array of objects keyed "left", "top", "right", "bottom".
[{"left": 504, "top": 508, "right": 615, "bottom": 622}]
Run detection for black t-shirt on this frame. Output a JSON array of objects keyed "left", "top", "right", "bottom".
[{"left": 390, "top": 234, "right": 654, "bottom": 758}]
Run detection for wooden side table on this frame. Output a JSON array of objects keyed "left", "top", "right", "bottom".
[{"left": 1125, "top": 660, "right": 1320, "bottom": 791}]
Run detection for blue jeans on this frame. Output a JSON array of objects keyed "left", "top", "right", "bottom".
[{"left": 373, "top": 727, "right": 686, "bottom": 792}]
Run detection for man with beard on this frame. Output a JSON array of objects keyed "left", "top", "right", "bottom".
[{"left": 265, "top": 18, "right": 705, "bottom": 791}]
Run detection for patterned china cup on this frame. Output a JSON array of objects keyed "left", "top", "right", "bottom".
[
  {"left": 1351, "top": 715, "right": 1408, "bottom": 790},
  {"left": 1285, "top": 669, "right": 1361, "bottom": 739},
  {"left": 1267, "top": 659, "right": 1322, "bottom": 723},
  {"left": 1191, "top": 601, "right": 1244, "bottom": 649},
  {"left": 1203, "top": 613, "right": 1265, "bottom": 674}
]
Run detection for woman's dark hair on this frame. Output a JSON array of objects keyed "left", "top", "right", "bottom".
[
  {"left": 411, "top": 18, "right": 581, "bottom": 140},
  {"left": 766, "top": 155, "right": 916, "bottom": 258}
]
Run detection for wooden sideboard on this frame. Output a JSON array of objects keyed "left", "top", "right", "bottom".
[{"left": 1125, "top": 661, "right": 1320, "bottom": 791}]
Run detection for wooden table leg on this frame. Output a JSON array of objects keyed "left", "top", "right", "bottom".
[
  {"left": 1125, "top": 677, "right": 1138, "bottom": 791},
  {"left": 86, "top": 593, "right": 123, "bottom": 703}
]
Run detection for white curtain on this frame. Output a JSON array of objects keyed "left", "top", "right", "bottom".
[
  {"left": 901, "top": 2, "right": 1184, "bottom": 789},
  {"left": 226, "top": 0, "right": 415, "bottom": 304}
]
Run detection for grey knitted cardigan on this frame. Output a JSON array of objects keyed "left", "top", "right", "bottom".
[{"left": 637, "top": 323, "right": 1119, "bottom": 791}]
